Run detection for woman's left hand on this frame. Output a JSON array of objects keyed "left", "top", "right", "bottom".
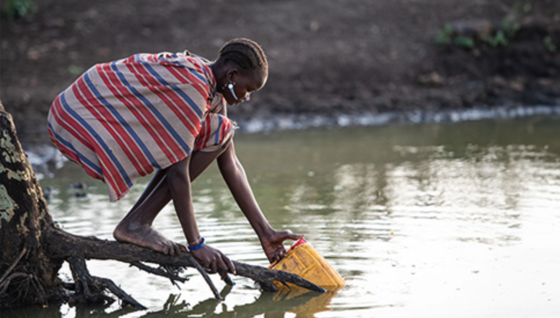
[{"left": 260, "top": 230, "right": 303, "bottom": 264}]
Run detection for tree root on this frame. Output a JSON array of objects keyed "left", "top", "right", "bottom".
[
  {"left": 0, "top": 247, "right": 27, "bottom": 285},
  {"left": 0, "top": 247, "right": 52, "bottom": 307},
  {"left": 67, "top": 254, "right": 146, "bottom": 309},
  {"left": 45, "top": 227, "right": 325, "bottom": 309},
  {"left": 129, "top": 261, "right": 188, "bottom": 288},
  {"left": 0, "top": 271, "right": 48, "bottom": 308}
]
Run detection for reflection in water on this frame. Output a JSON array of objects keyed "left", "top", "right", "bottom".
[
  {"left": 143, "top": 287, "right": 338, "bottom": 318},
  {"left": 30, "top": 116, "right": 560, "bottom": 317},
  {"left": 0, "top": 289, "right": 335, "bottom": 318},
  {"left": 287, "top": 141, "right": 557, "bottom": 247}
]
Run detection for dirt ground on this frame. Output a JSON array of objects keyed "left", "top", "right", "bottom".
[{"left": 1, "top": 0, "right": 559, "bottom": 144}]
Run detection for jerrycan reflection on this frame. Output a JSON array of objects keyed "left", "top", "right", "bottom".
[{"left": 269, "top": 238, "right": 344, "bottom": 296}]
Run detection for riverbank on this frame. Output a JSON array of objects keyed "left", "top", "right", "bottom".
[{"left": 1, "top": 0, "right": 559, "bottom": 145}]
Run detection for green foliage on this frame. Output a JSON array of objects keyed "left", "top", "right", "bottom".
[
  {"left": 2, "top": 0, "right": 35, "bottom": 19},
  {"left": 435, "top": 23, "right": 453, "bottom": 45},
  {"left": 481, "top": 30, "right": 510, "bottom": 47},
  {"left": 435, "top": 24, "right": 475, "bottom": 49},
  {"left": 543, "top": 36, "right": 557, "bottom": 53},
  {"left": 480, "top": 17, "right": 521, "bottom": 47},
  {"left": 435, "top": 0, "right": 532, "bottom": 50},
  {"left": 436, "top": 16, "right": 522, "bottom": 49},
  {"left": 453, "top": 36, "right": 475, "bottom": 49}
]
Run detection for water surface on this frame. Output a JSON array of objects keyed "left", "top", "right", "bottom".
[{"left": 30, "top": 116, "right": 560, "bottom": 317}]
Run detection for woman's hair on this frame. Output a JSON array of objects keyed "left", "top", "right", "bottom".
[{"left": 218, "top": 38, "right": 268, "bottom": 73}]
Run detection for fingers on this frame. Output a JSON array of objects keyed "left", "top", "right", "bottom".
[
  {"left": 274, "top": 230, "right": 304, "bottom": 243},
  {"left": 215, "top": 254, "right": 236, "bottom": 280},
  {"left": 275, "top": 249, "right": 286, "bottom": 262},
  {"left": 193, "top": 245, "right": 236, "bottom": 280},
  {"left": 268, "top": 247, "right": 286, "bottom": 264},
  {"left": 284, "top": 231, "right": 304, "bottom": 241},
  {"left": 216, "top": 257, "right": 228, "bottom": 279},
  {"left": 226, "top": 256, "right": 236, "bottom": 275},
  {"left": 210, "top": 258, "right": 218, "bottom": 274}
]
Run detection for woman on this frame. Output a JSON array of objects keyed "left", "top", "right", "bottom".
[{"left": 48, "top": 38, "right": 301, "bottom": 278}]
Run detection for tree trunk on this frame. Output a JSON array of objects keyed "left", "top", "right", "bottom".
[
  {"left": 0, "top": 101, "right": 324, "bottom": 310},
  {"left": 0, "top": 102, "right": 66, "bottom": 307}
]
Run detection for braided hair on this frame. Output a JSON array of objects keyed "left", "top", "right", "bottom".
[{"left": 217, "top": 38, "right": 268, "bottom": 74}]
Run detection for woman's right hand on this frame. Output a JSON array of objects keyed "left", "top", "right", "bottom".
[
  {"left": 260, "top": 230, "right": 303, "bottom": 264},
  {"left": 191, "top": 245, "right": 236, "bottom": 280}
]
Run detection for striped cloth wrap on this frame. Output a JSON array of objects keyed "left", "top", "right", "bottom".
[{"left": 47, "top": 51, "right": 235, "bottom": 202}]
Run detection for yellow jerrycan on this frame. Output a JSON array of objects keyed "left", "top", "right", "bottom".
[{"left": 269, "top": 237, "right": 345, "bottom": 292}]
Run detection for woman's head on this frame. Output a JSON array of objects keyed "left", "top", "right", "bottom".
[{"left": 212, "top": 38, "right": 268, "bottom": 105}]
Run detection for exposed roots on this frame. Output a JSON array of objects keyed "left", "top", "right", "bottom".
[
  {"left": 129, "top": 262, "right": 188, "bottom": 288},
  {"left": 0, "top": 247, "right": 27, "bottom": 285},
  {"left": 67, "top": 254, "right": 146, "bottom": 310},
  {"left": 0, "top": 247, "right": 57, "bottom": 308},
  {"left": 0, "top": 269, "right": 52, "bottom": 308}
]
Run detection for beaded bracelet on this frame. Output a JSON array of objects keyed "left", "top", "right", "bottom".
[{"left": 188, "top": 237, "right": 205, "bottom": 251}]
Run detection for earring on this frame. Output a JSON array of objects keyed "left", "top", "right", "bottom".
[{"left": 227, "top": 82, "right": 239, "bottom": 101}]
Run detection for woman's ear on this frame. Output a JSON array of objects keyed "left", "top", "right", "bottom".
[{"left": 227, "top": 68, "right": 239, "bottom": 82}]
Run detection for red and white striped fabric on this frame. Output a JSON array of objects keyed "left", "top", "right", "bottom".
[{"left": 47, "top": 51, "right": 235, "bottom": 201}]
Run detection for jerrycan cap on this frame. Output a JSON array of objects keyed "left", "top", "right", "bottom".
[{"left": 287, "top": 237, "right": 307, "bottom": 253}]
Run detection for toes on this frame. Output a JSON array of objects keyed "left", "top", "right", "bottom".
[
  {"left": 173, "top": 243, "right": 183, "bottom": 255},
  {"left": 162, "top": 244, "right": 171, "bottom": 255}
]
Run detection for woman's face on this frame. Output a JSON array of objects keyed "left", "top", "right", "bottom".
[{"left": 224, "top": 69, "right": 267, "bottom": 106}]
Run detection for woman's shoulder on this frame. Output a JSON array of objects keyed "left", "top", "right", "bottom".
[{"left": 208, "top": 95, "right": 227, "bottom": 115}]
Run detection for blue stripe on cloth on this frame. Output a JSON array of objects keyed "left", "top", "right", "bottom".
[
  {"left": 138, "top": 61, "right": 205, "bottom": 118},
  {"left": 110, "top": 62, "right": 194, "bottom": 154},
  {"left": 59, "top": 91, "right": 133, "bottom": 189},
  {"left": 184, "top": 64, "right": 207, "bottom": 85},
  {"left": 48, "top": 116, "right": 104, "bottom": 178},
  {"left": 214, "top": 115, "right": 223, "bottom": 145},
  {"left": 83, "top": 72, "right": 161, "bottom": 169}
]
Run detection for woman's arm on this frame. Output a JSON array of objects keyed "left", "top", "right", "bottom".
[
  {"left": 217, "top": 142, "right": 302, "bottom": 263},
  {"left": 166, "top": 156, "right": 235, "bottom": 277}
]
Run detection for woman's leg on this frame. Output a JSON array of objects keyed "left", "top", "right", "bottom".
[{"left": 113, "top": 141, "right": 232, "bottom": 254}]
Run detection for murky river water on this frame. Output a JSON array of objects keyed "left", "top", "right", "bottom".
[{"left": 11, "top": 116, "right": 560, "bottom": 317}]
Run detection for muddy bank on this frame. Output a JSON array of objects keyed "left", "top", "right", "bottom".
[{"left": 1, "top": 0, "right": 559, "bottom": 145}]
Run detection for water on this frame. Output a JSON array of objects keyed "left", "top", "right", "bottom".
[{"left": 21, "top": 116, "right": 560, "bottom": 317}]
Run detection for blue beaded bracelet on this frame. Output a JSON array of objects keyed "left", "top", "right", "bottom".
[{"left": 189, "top": 237, "right": 205, "bottom": 251}]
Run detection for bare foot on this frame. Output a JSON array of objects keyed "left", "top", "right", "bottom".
[{"left": 113, "top": 222, "right": 186, "bottom": 255}]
